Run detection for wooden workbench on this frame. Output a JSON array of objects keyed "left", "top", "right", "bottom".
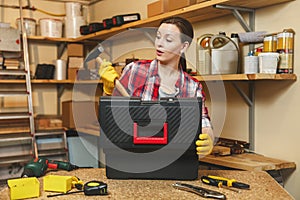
[{"left": 0, "top": 168, "right": 294, "bottom": 199}]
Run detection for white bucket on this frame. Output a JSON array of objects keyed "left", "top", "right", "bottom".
[
  {"left": 39, "top": 18, "right": 63, "bottom": 38},
  {"left": 65, "top": 2, "right": 82, "bottom": 17},
  {"left": 258, "top": 52, "right": 279, "bottom": 74},
  {"left": 16, "top": 18, "right": 36, "bottom": 36},
  {"left": 64, "top": 16, "right": 85, "bottom": 38}
]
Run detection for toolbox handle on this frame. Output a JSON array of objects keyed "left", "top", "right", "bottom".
[{"left": 133, "top": 122, "right": 168, "bottom": 144}]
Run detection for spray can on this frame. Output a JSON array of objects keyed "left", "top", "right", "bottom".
[
  {"left": 196, "top": 34, "right": 213, "bottom": 75},
  {"left": 276, "top": 29, "right": 295, "bottom": 73}
]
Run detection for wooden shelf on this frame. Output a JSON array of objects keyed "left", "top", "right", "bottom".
[
  {"left": 0, "top": 79, "right": 103, "bottom": 84},
  {"left": 0, "top": 73, "right": 296, "bottom": 84},
  {"left": 27, "top": 0, "right": 294, "bottom": 43},
  {"left": 194, "top": 73, "right": 297, "bottom": 81}
]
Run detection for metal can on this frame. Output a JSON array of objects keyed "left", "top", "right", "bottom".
[
  {"left": 276, "top": 29, "right": 295, "bottom": 74},
  {"left": 277, "top": 30, "right": 294, "bottom": 50},
  {"left": 263, "top": 35, "right": 277, "bottom": 52}
]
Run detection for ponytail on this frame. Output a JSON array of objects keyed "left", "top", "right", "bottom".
[{"left": 180, "top": 53, "right": 187, "bottom": 72}]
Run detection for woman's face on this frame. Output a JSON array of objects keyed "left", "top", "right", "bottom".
[{"left": 155, "top": 23, "right": 185, "bottom": 65}]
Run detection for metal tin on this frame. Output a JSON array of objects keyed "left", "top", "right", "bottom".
[
  {"left": 276, "top": 29, "right": 295, "bottom": 73},
  {"left": 263, "top": 35, "right": 277, "bottom": 52}
]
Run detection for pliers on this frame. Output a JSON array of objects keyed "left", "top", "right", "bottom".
[{"left": 172, "top": 182, "right": 226, "bottom": 199}]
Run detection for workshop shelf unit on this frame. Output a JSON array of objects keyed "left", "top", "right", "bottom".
[
  {"left": 25, "top": 0, "right": 296, "bottom": 151},
  {"left": 0, "top": 0, "right": 296, "bottom": 180}
]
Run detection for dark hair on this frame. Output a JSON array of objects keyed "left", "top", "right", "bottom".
[{"left": 160, "top": 17, "right": 194, "bottom": 72}]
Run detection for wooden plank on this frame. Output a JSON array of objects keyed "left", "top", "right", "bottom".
[
  {"left": 76, "top": 126, "right": 100, "bottom": 137},
  {"left": 194, "top": 74, "right": 249, "bottom": 81},
  {"left": 0, "top": 127, "right": 30, "bottom": 135},
  {"left": 247, "top": 73, "right": 297, "bottom": 80},
  {"left": 211, "top": 145, "right": 231, "bottom": 156},
  {"left": 200, "top": 153, "right": 296, "bottom": 171}
]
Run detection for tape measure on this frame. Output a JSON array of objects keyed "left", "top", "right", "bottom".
[{"left": 84, "top": 181, "right": 108, "bottom": 196}]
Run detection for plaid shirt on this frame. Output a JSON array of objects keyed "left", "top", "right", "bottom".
[{"left": 113, "top": 59, "right": 211, "bottom": 127}]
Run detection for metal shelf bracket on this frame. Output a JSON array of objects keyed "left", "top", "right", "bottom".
[
  {"left": 214, "top": 4, "right": 257, "bottom": 150},
  {"left": 232, "top": 81, "right": 255, "bottom": 150}
]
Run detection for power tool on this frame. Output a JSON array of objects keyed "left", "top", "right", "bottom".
[{"left": 21, "top": 158, "right": 79, "bottom": 178}]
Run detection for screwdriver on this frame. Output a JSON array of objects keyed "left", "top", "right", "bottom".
[{"left": 201, "top": 175, "right": 250, "bottom": 190}]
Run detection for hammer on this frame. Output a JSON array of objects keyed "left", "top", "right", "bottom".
[{"left": 84, "top": 44, "right": 129, "bottom": 97}]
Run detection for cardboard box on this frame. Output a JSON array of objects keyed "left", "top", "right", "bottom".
[
  {"left": 67, "top": 43, "right": 83, "bottom": 57},
  {"left": 68, "top": 68, "right": 79, "bottom": 80},
  {"left": 147, "top": 0, "right": 169, "bottom": 18},
  {"left": 0, "top": 27, "right": 21, "bottom": 51},
  {"left": 35, "top": 115, "right": 63, "bottom": 130},
  {"left": 168, "top": 0, "right": 196, "bottom": 11},
  {"left": 68, "top": 56, "right": 83, "bottom": 68},
  {"left": 62, "top": 101, "right": 98, "bottom": 129}
]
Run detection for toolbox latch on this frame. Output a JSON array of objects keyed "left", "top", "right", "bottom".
[{"left": 133, "top": 122, "right": 168, "bottom": 144}]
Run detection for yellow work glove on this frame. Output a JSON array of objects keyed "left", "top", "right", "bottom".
[
  {"left": 196, "top": 132, "right": 213, "bottom": 156},
  {"left": 98, "top": 59, "right": 119, "bottom": 95}
]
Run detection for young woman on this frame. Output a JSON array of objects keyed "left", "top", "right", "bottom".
[{"left": 99, "top": 16, "right": 214, "bottom": 156}]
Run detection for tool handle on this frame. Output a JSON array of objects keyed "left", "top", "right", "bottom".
[
  {"left": 201, "top": 175, "right": 250, "bottom": 189},
  {"left": 115, "top": 79, "right": 130, "bottom": 97},
  {"left": 232, "top": 181, "right": 250, "bottom": 189},
  {"left": 96, "top": 57, "right": 129, "bottom": 97},
  {"left": 201, "top": 176, "right": 224, "bottom": 187}
]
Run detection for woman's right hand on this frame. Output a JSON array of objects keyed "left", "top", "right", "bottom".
[{"left": 98, "top": 60, "right": 119, "bottom": 95}]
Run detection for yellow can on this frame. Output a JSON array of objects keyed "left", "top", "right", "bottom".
[
  {"left": 277, "top": 29, "right": 294, "bottom": 50},
  {"left": 263, "top": 35, "right": 277, "bottom": 52}
]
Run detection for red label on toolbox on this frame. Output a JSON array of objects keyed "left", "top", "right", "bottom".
[{"left": 133, "top": 122, "right": 168, "bottom": 144}]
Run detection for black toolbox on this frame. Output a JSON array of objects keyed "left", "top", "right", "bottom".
[{"left": 99, "top": 96, "right": 202, "bottom": 180}]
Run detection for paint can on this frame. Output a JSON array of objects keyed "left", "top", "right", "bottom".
[
  {"left": 276, "top": 29, "right": 295, "bottom": 73},
  {"left": 263, "top": 35, "right": 277, "bottom": 52}
]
